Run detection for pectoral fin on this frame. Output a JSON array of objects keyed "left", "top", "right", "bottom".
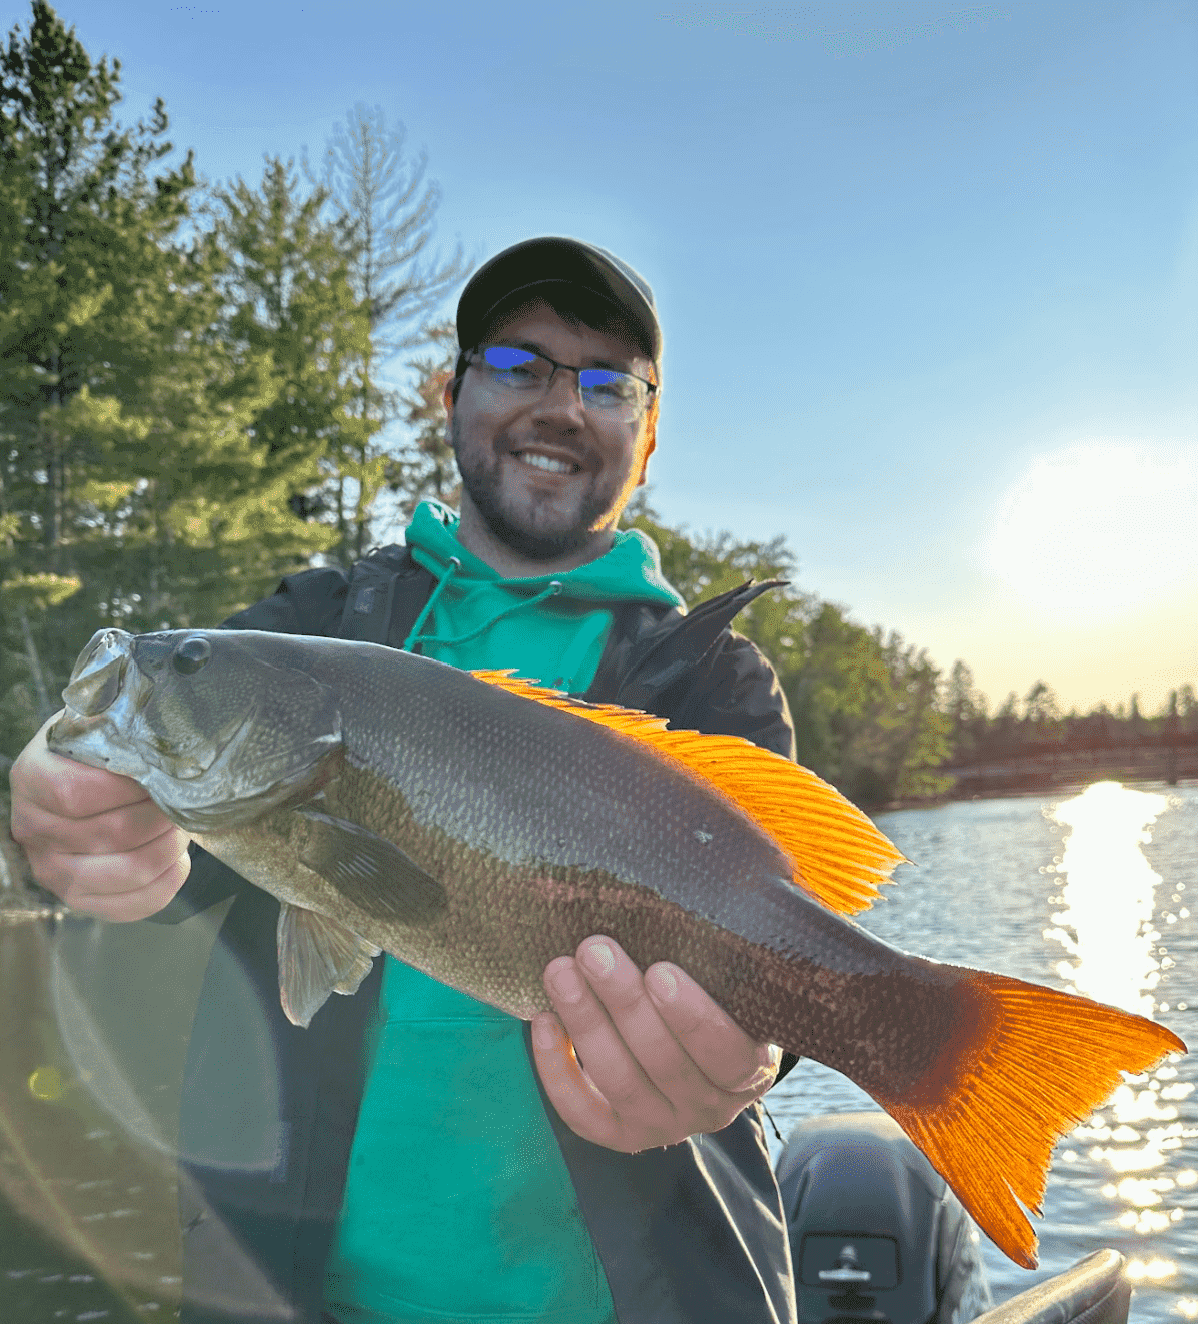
[
  {"left": 292, "top": 810, "right": 448, "bottom": 925},
  {"left": 277, "top": 903, "right": 382, "bottom": 1028}
]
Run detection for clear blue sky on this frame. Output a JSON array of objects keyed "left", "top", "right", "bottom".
[{"left": 15, "top": 0, "right": 1197, "bottom": 713}]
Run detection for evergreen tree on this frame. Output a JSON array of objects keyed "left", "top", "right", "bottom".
[
  {"left": 0, "top": 5, "right": 334, "bottom": 757},
  {"left": 209, "top": 157, "right": 367, "bottom": 565},
  {"left": 944, "top": 659, "right": 989, "bottom": 757},
  {"left": 1023, "top": 679, "right": 1063, "bottom": 735},
  {"left": 387, "top": 321, "right": 460, "bottom": 519}
]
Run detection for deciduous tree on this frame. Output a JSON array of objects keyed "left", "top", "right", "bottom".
[{"left": 305, "top": 105, "right": 469, "bottom": 559}]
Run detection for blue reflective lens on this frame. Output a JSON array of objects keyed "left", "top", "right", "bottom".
[
  {"left": 475, "top": 345, "right": 647, "bottom": 415},
  {"left": 579, "top": 369, "right": 638, "bottom": 404},
  {"left": 482, "top": 346, "right": 538, "bottom": 371}
]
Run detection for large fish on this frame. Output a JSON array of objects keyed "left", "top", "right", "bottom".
[{"left": 48, "top": 626, "right": 1184, "bottom": 1269}]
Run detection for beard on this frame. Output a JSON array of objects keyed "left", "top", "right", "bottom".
[{"left": 452, "top": 418, "right": 620, "bottom": 562}]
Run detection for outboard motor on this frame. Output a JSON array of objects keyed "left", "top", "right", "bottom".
[
  {"left": 776, "top": 1112, "right": 992, "bottom": 1324},
  {"left": 777, "top": 1113, "right": 1133, "bottom": 1324}
]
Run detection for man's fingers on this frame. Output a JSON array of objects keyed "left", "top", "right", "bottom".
[
  {"left": 644, "top": 960, "right": 777, "bottom": 1095},
  {"left": 543, "top": 953, "right": 665, "bottom": 1112},
  {"left": 10, "top": 712, "right": 150, "bottom": 822},
  {"left": 530, "top": 1013, "right": 622, "bottom": 1149},
  {"left": 535, "top": 939, "right": 778, "bottom": 1151},
  {"left": 9, "top": 711, "right": 190, "bottom": 919},
  {"left": 57, "top": 850, "right": 193, "bottom": 922},
  {"left": 36, "top": 825, "right": 191, "bottom": 912},
  {"left": 14, "top": 793, "right": 175, "bottom": 858},
  {"left": 570, "top": 939, "right": 731, "bottom": 1112}
]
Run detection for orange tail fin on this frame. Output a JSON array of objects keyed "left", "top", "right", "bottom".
[{"left": 876, "top": 976, "right": 1186, "bottom": 1268}]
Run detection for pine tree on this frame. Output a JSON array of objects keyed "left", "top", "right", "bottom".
[
  {"left": 385, "top": 321, "right": 461, "bottom": 519},
  {"left": 0, "top": 5, "right": 335, "bottom": 756},
  {"left": 211, "top": 157, "right": 380, "bottom": 567}
]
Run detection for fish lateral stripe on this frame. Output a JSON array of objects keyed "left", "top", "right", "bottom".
[
  {"left": 872, "top": 972, "right": 1187, "bottom": 1269},
  {"left": 467, "top": 669, "right": 906, "bottom": 917}
]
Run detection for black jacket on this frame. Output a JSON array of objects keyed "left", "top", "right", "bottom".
[{"left": 156, "top": 544, "right": 800, "bottom": 1324}]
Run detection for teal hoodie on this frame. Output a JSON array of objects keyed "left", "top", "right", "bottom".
[
  {"left": 324, "top": 501, "right": 685, "bottom": 1324},
  {"left": 398, "top": 498, "right": 684, "bottom": 689}
]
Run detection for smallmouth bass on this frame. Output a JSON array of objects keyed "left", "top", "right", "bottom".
[{"left": 47, "top": 626, "right": 1186, "bottom": 1270}]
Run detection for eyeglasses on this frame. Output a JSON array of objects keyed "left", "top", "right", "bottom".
[{"left": 466, "top": 344, "right": 657, "bottom": 423}]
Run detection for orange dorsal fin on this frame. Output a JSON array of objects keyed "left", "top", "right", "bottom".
[{"left": 469, "top": 669, "right": 906, "bottom": 915}]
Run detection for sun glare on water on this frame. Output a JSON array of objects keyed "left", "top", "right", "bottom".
[
  {"left": 1043, "top": 780, "right": 1170, "bottom": 1016},
  {"left": 989, "top": 443, "right": 1198, "bottom": 615},
  {"left": 1043, "top": 782, "right": 1195, "bottom": 1258}
]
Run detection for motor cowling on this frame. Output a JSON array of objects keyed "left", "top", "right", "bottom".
[{"left": 776, "top": 1112, "right": 992, "bottom": 1324}]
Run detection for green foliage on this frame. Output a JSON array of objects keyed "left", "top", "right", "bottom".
[
  {"left": 0, "top": 4, "right": 342, "bottom": 757},
  {"left": 387, "top": 321, "right": 460, "bottom": 517},
  {"left": 208, "top": 156, "right": 368, "bottom": 564},
  {"left": 621, "top": 495, "right": 951, "bottom": 807}
]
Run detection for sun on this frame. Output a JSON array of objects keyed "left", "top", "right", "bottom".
[{"left": 988, "top": 442, "right": 1198, "bottom": 616}]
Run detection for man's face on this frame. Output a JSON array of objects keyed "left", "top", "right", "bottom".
[{"left": 444, "top": 300, "right": 657, "bottom": 562}]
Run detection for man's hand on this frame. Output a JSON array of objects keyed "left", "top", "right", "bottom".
[
  {"left": 9, "top": 712, "right": 191, "bottom": 921},
  {"left": 532, "top": 935, "right": 780, "bottom": 1151}
]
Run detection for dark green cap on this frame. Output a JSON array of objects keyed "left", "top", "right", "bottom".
[{"left": 457, "top": 236, "right": 661, "bottom": 365}]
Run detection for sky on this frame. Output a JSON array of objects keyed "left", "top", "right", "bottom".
[{"left": 10, "top": 0, "right": 1197, "bottom": 714}]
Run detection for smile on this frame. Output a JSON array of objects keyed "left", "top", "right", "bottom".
[{"left": 513, "top": 451, "right": 580, "bottom": 476}]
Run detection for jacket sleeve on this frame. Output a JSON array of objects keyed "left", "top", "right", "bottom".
[
  {"left": 680, "top": 627, "right": 803, "bottom": 1087},
  {"left": 145, "top": 566, "right": 351, "bottom": 926}
]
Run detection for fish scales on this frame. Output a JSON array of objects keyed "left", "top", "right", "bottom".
[
  {"left": 46, "top": 626, "right": 1187, "bottom": 1271},
  {"left": 268, "top": 642, "right": 958, "bottom": 1096}
]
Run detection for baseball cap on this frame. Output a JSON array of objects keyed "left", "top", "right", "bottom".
[{"left": 456, "top": 236, "right": 662, "bottom": 366}]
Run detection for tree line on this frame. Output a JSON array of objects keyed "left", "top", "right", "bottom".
[
  {"left": 2, "top": 3, "right": 1191, "bottom": 811},
  {"left": 0, "top": 2, "right": 465, "bottom": 750}
]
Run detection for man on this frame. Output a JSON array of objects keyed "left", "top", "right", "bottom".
[{"left": 11, "top": 237, "right": 799, "bottom": 1323}]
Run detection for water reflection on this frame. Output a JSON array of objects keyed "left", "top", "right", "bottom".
[
  {"left": 1042, "top": 781, "right": 1194, "bottom": 1298},
  {"left": 1043, "top": 781, "right": 1169, "bottom": 1016}
]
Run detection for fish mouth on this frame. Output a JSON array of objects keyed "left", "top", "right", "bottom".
[
  {"left": 49, "top": 627, "right": 346, "bottom": 833},
  {"left": 50, "top": 629, "right": 137, "bottom": 754},
  {"left": 62, "top": 628, "right": 134, "bottom": 717},
  {"left": 47, "top": 629, "right": 155, "bottom": 780},
  {"left": 49, "top": 706, "right": 111, "bottom": 744}
]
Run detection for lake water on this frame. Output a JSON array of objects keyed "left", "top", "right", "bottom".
[
  {"left": 767, "top": 781, "right": 1197, "bottom": 1324},
  {"left": 1, "top": 781, "right": 1194, "bottom": 1322}
]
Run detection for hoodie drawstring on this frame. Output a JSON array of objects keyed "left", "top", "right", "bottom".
[
  {"left": 402, "top": 557, "right": 461, "bottom": 652},
  {"left": 404, "top": 568, "right": 566, "bottom": 654}
]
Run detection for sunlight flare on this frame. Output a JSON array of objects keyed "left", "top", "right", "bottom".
[{"left": 989, "top": 443, "right": 1198, "bottom": 614}]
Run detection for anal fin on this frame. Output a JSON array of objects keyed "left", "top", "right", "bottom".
[{"left": 277, "top": 902, "right": 382, "bottom": 1028}]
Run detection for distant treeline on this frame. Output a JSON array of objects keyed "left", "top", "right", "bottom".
[
  {"left": 620, "top": 503, "right": 1196, "bottom": 807},
  {"left": 1, "top": 4, "right": 1191, "bottom": 811}
]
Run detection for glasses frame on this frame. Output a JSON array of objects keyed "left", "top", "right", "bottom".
[{"left": 465, "top": 344, "right": 658, "bottom": 421}]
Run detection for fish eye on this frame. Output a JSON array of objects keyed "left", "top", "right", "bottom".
[{"left": 172, "top": 636, "right": 212, "bottom": 675}]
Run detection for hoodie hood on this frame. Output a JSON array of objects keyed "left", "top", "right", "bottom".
[
  {"left": 399, "top": 501, "right": 684, "bottom": 693},
  {"left": 405, "top": 500, "right": 685, "bottom": 609}
]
